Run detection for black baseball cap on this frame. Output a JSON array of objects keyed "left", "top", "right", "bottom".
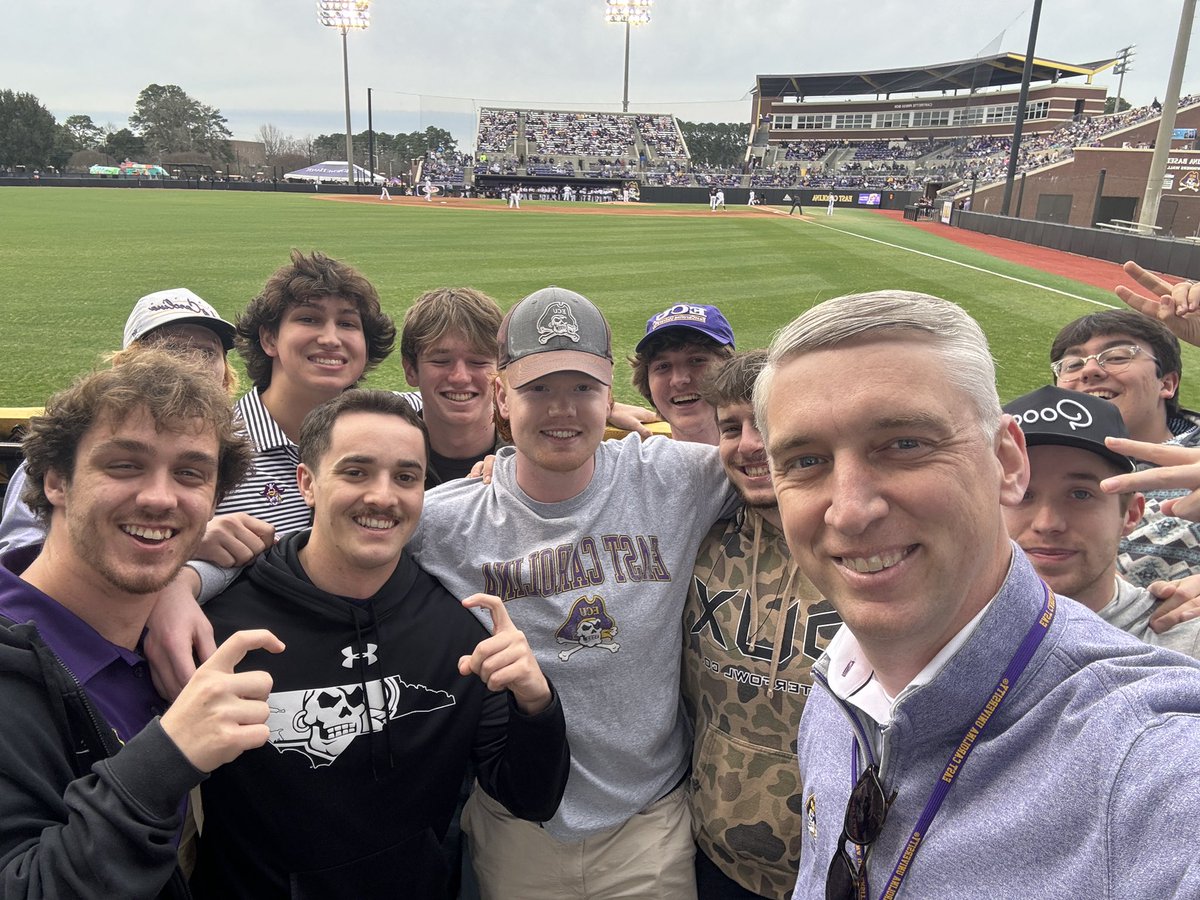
[{"left": 1004, "top": 385, "right": 1135, "bottom": 473}]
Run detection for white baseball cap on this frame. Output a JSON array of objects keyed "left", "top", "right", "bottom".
[{"left": 122, "top": 288, "right": 237, "bottom": 351}]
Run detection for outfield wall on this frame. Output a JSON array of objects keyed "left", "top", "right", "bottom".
[
  {"left": 0, "top": 177, "right": 920, "bottom": 209},
  {"left": 952, "top": 208, "right": 1200, "bottom": 279},
  {"left": 0, "top": 176, "right": 369, "bottom": 194},
  {"left": 639, "top": 187, "right": 919, "bottom": 209}
]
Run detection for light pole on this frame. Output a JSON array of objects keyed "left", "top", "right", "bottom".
[
  {"left": 1139, "top": 0, "right": 1196, "bottom": 230},
  {"left": 1000, "top": 0, "right": 1042, "bottom": 217},
  {"left": 318, "top": 1, "right": 371, "bottom": 186},
  {"left": 605, "top": 0, "right": 652, "bottom": 113},
  {"left": 1114, "top": 45, "right": 1136, "bottom": 113}
]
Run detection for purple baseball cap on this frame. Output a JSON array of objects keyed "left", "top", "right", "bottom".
[{"left": 635, "top": 303, "right": 735, "bottom": 354}]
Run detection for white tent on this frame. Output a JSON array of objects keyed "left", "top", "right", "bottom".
[{"left": 283, "top": 161, "right": 384, "bottom": 184}]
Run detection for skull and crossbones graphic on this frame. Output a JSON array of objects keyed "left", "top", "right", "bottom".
[
  {"left": 555, "top": 596, "right": 621, "bottom": 662},
  {"left": 536, "top": 301, "right": 581, "bottom": 345}
]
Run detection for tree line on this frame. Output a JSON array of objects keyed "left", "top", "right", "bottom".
[
  {"left": 678, "top": 121, "right": 751, "bottom": 168},
  {"left": 0, "top": 84, "right": 235, "bottom": 172},
  {"left": 0, "top": 82, "right": 463, "bottom": 178},
  {"left": 1, "top": 85, "right": 743, "bottom": 175}
]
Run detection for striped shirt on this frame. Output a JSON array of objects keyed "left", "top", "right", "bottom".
[{"left": 217, "top": 387, "right": 425, "bottom": 534}]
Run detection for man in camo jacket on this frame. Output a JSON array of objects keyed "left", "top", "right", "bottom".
[{"left": 682, "top": 351, "right": 842, "bottom": 900}]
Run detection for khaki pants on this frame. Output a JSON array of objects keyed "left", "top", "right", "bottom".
[{"left": 463, "top": 781, "right": 697, "bottom": 899}]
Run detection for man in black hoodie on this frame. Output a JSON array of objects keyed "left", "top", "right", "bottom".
[{"left": 192, "top": 389, "right": 569, "bottom": 899}]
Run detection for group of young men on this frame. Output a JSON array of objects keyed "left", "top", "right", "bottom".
[{"left": 6, "top": 248, "right": 1200, "bottom": 899}]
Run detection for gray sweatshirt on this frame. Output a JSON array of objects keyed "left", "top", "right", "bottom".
[
  {"left": 792, "top": 549, "right": 1200, "bottom": 898},
  {"left": 408, "top": 434, "right": 736, "bottom": 841},
  {"left": 1098, "top": 576, "right": 1200, "bottom": 660}
]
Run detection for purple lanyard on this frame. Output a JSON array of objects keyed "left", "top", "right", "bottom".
[{"left": 853, "top": 584, "right": 1056, "bottom": 900}]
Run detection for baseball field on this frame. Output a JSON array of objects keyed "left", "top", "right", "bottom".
[{"left": 3, "top": 185, "right": 1197, "bottom": 409}]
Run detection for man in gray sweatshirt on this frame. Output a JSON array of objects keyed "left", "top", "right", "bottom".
[
  {"left": 755, "top": 290, "right": 1200, "bottom": 900},
  {"left": 408, "top": 286, "right": 737, "bottom": 899}
]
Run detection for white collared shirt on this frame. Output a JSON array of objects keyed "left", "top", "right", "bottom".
[
  {"left": 821, "top": 547, "right": 1018, "bottom": 727},
  {"left": 824, "top": 601, "right": 994, "bottom": 727}
]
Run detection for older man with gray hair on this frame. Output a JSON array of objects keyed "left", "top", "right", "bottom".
[{"left": 754, "top": 290, "right": 1200, "bottom": 900}]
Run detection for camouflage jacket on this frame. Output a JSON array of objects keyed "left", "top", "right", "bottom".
[
  {"left": 681, "top": 506, "right": 841, "bottom": 899},
  {"left": 1119, "top": 410, "right": 1200, "bottom": 586}
]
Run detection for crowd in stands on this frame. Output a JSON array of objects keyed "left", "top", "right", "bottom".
[
  {"left": 476, "top": 108, "right": 518, "bottom": 154},
  {"left": 463, "top": 94, "right": 1200, "bottom": 193},
  {"left": 784, "top": 140, "right": 834, "bottom": 161},
  {"left": 636, "top": 114, "right": 688, "bottom": 160},
  {"left": 586, "top": 159, "right": 638, "bottom": 179},
  {"left": 643, "top": 168, "right": 694, "bottom": 186},
  {"left": 692, "top": 168, "right": 743, "bottom": 188},
  {"left": 474, "top": 155, "right": 520, "bottom": 176},
  {"left": 422, "top": 150, "right": 471, "bottom": 185},
  {"left": 525, "top": 156, "right": 575, "bottom": 177},
  {"left": 525, "top": 110, "right": 636, "bottom": 157}
]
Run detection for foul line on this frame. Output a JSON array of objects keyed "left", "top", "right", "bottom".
[{"left": 778, "top": 211, "right": 1119, "bottom": 309}]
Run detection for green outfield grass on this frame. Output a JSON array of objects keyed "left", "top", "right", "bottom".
[{"left": 3, "top": 186, "right": 1197, "bottom": 410}]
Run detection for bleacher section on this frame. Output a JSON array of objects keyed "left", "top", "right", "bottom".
[
  {"left": 525, "top": 111, "right": 635, "bottom": 158},
  {"left": 476, "top": 108, "right": 518, "bottom": 155},
  {"left": 465, "top": 94, "right": 1200, "bottom": 196},
  {"left": 422, "top": 150, "right": 470, "bottom": 185},
  {"left": 472, "top": 107, "right": 690, "bottom": 190}
]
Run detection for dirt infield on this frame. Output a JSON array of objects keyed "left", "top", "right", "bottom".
[{"left": 319, "top": 193, "right": 777, "bottom": 218}]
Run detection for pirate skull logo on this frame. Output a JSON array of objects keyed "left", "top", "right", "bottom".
[
  {"left": 578, "top": 617, "right": 603, "bottom": 647},
  {"left": 556, "top": 595, "right": 620, "bottom": 661},
  {"left": 294, "top": 685, "right": 369, "bottom": 759},
  {"left": 536, "top": 301, "right": 581, "bottom": 345}
]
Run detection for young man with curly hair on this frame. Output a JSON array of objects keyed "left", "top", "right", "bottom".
[{"left": 0, "top": 349, "right": 282, "bottom": 899}]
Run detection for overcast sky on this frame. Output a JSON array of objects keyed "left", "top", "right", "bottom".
[{"left": 4, "top": 1, "right": 1197, "bottom": 148}]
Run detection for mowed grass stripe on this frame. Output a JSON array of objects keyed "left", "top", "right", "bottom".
[{"left": 2, "top": 187, "right": 1197, "bottom": 410}]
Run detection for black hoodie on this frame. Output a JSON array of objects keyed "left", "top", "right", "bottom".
[
  {"left": 0, "top": 551, "right": 195, "bottom": 900},
  {"left": 191, "top": 531, "right": 569, "bottom": 899}
]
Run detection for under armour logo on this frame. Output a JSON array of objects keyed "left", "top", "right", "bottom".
[{"left": 341, "top": 644, "right": 378, "bottom": 668}]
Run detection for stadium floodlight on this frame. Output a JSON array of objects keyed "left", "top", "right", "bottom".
[
  {"left": 605, "top": 0, "right": 652, "bottom": 113},
  {"left": 318, "top": 1, "right": 371, "bottom": 186}
]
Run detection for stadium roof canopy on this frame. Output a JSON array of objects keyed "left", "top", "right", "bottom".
[{"left": 755, "top": 53, "right": 1118, "bottom": 99}]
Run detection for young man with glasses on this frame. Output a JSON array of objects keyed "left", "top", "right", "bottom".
[
  {"left": 1050, "top": 309, "right": 1200, "bottom": 585},
  {"left": 757, "top": 290, "right": 1200, "bottom": 900}
]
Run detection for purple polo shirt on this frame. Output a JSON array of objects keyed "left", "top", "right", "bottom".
[{"left": 0, "top": 544, "right": 168, "bottom": 745}]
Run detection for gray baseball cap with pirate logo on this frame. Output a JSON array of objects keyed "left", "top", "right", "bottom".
[
  {"left": 122, "top": 288, "right": 237, "bottom": 351},
  {"left": 497, "top": 286, "right": 614, "bottom": 388},
  {"left": 1003, "top": 385, "right": 1135, "bottom": 473}
]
